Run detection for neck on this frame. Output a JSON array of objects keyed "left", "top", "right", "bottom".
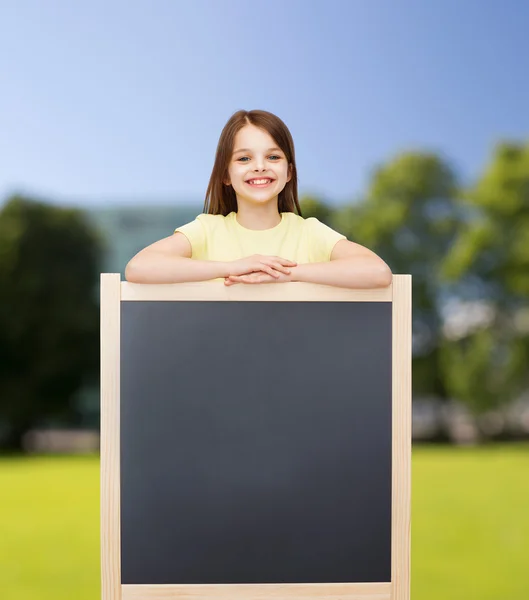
[{"left": 235, "top": 202, "right": 282, "bottom": 230}]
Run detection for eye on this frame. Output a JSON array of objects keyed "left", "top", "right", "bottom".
[{"left": 237, "top": 155, "right": 282, "bottom": 162}]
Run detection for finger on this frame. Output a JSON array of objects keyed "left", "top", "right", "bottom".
[
  {"left": 259, "top": 264, "right": 280, "bottom": 278},
  {"left": 274, "top": 256, "right": 297, "bottom": 265},
  {"left": 262, "top": 258, "right": 292, "bottom": 275},
  {"left": 260, "top": 261, "right": 284, "bottom": 277},
  {"left": 273, "top": 262, "right": 292, "bottom": 275},
  {"left": 266, "top": 267, "right": 281, "bottom": 278},
  {"left": 263, "top": 262, "right": 289, "bottom": 275},
  {"left": 231, "top": 275, "right": 255, "bottom": 283},
  {"left": 245, "top": 274, "right": 263, "bottom": 283}
]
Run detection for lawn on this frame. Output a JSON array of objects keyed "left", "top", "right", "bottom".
[{"left": 0, "top": 443, "right": 527, "bottom": 600}]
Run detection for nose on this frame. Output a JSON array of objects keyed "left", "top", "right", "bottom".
[{"left": 253, "top": 157, "right": 266, "bottom": 171}]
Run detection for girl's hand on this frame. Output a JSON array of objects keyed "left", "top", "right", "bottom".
[
  {"left": 227, "top": 255, "right": 296, "bottom": 279},
  {"left": 224, "top": 271, "right": 292, "bottom": 285}
]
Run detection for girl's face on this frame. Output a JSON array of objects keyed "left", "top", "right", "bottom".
[{"left": 224, "top": 124, "right": 292, "bottom": 209}]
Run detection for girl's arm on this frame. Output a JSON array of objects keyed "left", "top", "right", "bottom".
[
  {"left": 125, "top": 233, "right": 229, "bottom": 284},
  {"left": 290, "top": 239, "right": 392, "bottom": 289}
]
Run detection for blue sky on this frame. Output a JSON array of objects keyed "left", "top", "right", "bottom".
[{"left": 1, "top": 0, "right": 528, "bottom": 208}]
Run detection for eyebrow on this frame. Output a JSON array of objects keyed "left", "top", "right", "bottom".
[{"left": 232, "top": 147, "right": 283, "bottom": 154}]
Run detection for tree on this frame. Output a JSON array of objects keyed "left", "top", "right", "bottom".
[
  {"left": 299, "top": 195, "right": 335, "bottom": 225},
  {"left": 0, "top": 195, "right": 106, "bottom": 451},
  {"left": 439, "top": 142, "right": 529, "bottom": 425},
  {"left": 332, "top": 152, "right": 462, "bottom": 411}
]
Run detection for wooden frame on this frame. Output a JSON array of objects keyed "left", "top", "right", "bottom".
[{"left": 100, "top": 275, "right": 411, "bottom": 600}]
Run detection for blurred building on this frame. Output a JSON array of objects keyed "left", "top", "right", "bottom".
[
  {"left": 75, "top": 202, "right": 202, "bottom": 429},
  {"left": 87, "top": 202, "right": 201, "bottom": 280}
]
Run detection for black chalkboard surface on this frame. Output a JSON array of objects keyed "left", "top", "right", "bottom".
[{"left": 120, "top": 300, "right": 392, "bottom": 585}]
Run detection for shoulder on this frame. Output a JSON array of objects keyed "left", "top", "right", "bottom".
[
  {"left": 195, "top": 212, "right": 227, "bottom": 221},
  {"left": 194, "top": 213, "right": 227, "bottom": 225},
  {"left": 184, "top": 212, "right": 230, "bottom": 233},
  {"left": 175, "top": 212, "right": 232, "bottom": 236},
  {"left": 302, "top": 215, "right": 321, "bottom": 228},
  {"left": 196, "top": 212, "right": 235, "bottom": 228},
  {"left": 291, "top": 214, "right": 338, "bottom": 234},
  {"left": 282, "top": 212, "right": 341, "bottom": 236},
  {"left": 282, "top": 211, "right": 309, "bottom": 228},
  {"left": 295, "top": 214, "right": 347, "bottom": 262}
]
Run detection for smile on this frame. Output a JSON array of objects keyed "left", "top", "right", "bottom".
[{"left": 246, "top": 179, "right": 274, "bottom": 187}]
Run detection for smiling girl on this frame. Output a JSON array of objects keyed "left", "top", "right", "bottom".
[{"left": 125, "top": 109, "right": 392, "bottom": 289}]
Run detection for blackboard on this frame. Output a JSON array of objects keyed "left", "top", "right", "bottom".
[
  {"left": 100, "top": 275, "right": 411, "bottom": 600},
  {"left": 120, "top": 300, "right": 392, "bottom": 584}
]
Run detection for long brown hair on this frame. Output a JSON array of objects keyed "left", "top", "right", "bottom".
[{"left": 203, "top": 109, "right": 303, "bottom": 217}]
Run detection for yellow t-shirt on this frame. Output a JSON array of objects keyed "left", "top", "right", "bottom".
[{"left": 174, "top": 211, "right": 346, "bottom": 278}]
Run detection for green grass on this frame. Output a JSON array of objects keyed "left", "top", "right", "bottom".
[
  {"left": 411, "top": 442, "right": 529, "bottom": 599},
  {"left": 0, "top": 444, "right": 528, "bottom": 600},
  {"left": 0, "top": 454, "right": 100, "bottom": 600}
]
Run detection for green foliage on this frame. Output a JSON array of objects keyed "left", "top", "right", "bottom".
[
  {"left": 2, "top": 140, "right": 528, "bottom": 430},
  {"left": 0, "top": 196, "right": 106, "bottom": 450},
  {"left": 437, "top": 142, "right": 529, "bottom": 415},
  {"left": 299, "top": 195, "right": 334, "bottom": 225},
  {"left": 340, "top": 152, "right": 460, "bottom": 278},
  {"left": 333, "top": 152, "right": 462, "bottom": 401},
  {"left": 444, "top": 142, "right": 529, "bottom": 298},
  {"left": 317, "top": 144, "right": 529, "bottom": 418},
  {"left": 439, "top": 329, "right": 529, "bottom": 416}
]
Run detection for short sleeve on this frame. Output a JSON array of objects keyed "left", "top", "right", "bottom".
[
  {"left": 174, "top": 215, "right": 207, "bottom": 259},
  {"left": 306, "top": 217, "right": 347, "bottom": 263}
]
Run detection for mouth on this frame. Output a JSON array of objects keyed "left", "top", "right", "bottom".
[{"left": 245, "top": 178, "right": 275, "bottom": 188}]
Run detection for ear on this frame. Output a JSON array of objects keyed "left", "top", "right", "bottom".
[{"left": 287, "top": 164, "right": 293, "bottom": 183}]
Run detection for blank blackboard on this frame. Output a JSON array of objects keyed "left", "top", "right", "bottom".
[
  {"left": 120, "top": 301, "right": 392, "bottom": 584},
  {"left": 100, "top": 276, "right": 411, "bottom": 600}
]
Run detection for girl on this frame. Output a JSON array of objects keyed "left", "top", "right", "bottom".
[{"left": 125, "top": 109, "right": 392, "bottom": 289}]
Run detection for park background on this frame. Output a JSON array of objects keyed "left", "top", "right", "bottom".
[{"left": 0, "top": 1, "right": 528, "bottom": 598}]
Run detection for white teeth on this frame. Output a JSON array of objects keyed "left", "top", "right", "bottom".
[{"left": 248, "top": 179, "right": 272, "bottom": 185}]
